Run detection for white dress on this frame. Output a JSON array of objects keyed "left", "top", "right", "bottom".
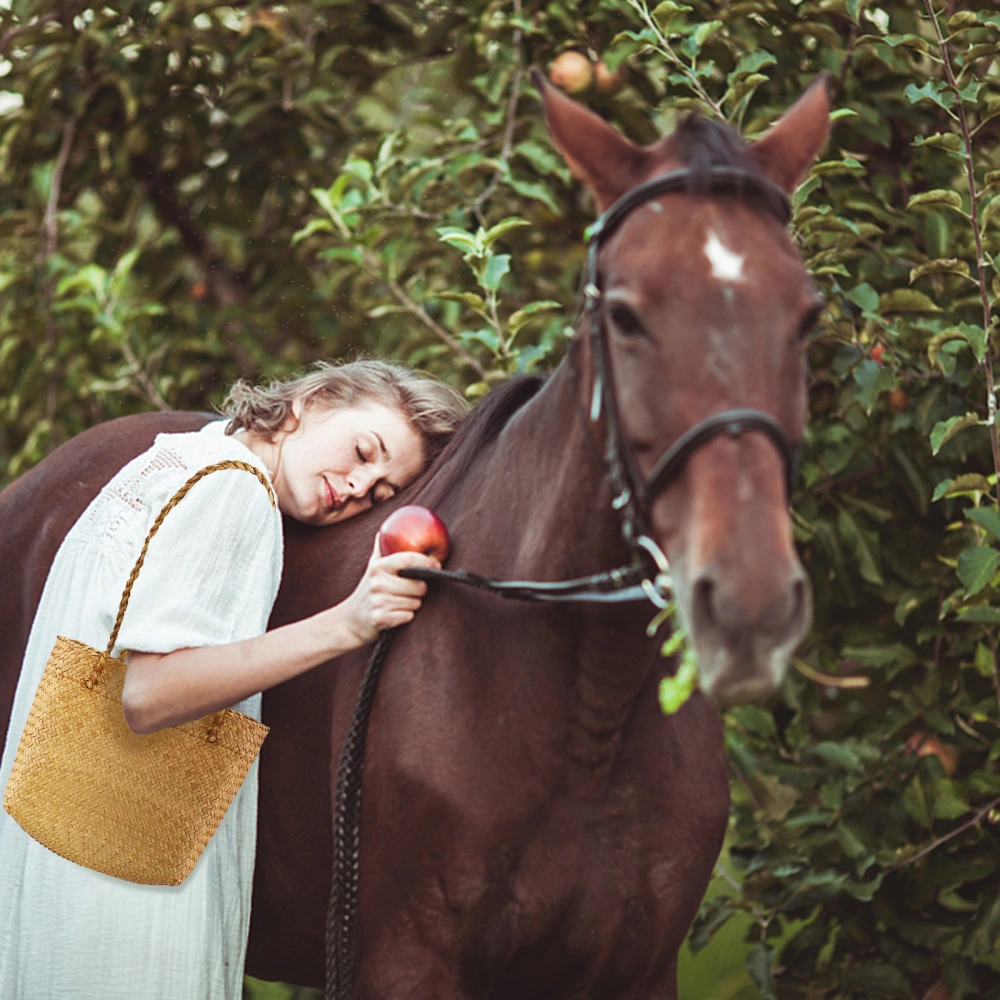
[{"left": 0, "top": 420, "right": 284, "bottom": 1000}]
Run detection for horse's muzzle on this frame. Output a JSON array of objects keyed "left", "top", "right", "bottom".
[{"left": 682, "top": 556, "right": 813, "bottom": 706}]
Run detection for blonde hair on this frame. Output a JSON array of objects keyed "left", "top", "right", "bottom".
[{"left": 221, "top": 360, "right": 469, "bottom": 465}]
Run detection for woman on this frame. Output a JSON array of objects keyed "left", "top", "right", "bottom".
[{"left": 0, "top": 359, "right": 468, "bottom": 999}]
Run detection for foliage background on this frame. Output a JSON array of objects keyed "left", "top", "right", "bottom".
[{"left": 3, "top": 1, "right": 1000, "bottom": 997}]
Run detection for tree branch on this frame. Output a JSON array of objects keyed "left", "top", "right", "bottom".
[
  {"left": 472, "top": 0, "right": 524, "bottom": 227},
  {"left": 130, "top": 154, "right": 247, "bottom": 307},
  {"left": 923, "top": 0, "right": 1000, "bottom": 500},
  {"left": 886, "top": 794, "right": 1000, "bottom": 874},
  {"left": 41, "top": 112, "right": 80, "bottom": 436}
]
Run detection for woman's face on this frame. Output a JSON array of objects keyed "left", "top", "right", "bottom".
[{"left": 269, "top": 399, "right": 426, "bottom": 526}]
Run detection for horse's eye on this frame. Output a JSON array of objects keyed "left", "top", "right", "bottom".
[
  {"left": 798, "top": 303, "right": 824, "bottom": 340},
  {"left": 608, "top": 301, "right": 647, "bottom": 339}
]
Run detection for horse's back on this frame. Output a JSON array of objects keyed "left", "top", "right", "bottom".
[{"left": 0, "top": 412, "right": 211, "bottom": 742}]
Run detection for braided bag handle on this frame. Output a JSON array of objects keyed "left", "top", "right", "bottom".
[{"left": 105, "top": 459, "right": 276, "bottom": 657}]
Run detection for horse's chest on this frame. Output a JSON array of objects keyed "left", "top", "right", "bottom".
[{"left": 487, "top": 745, "right": 728, "bottom": 995}]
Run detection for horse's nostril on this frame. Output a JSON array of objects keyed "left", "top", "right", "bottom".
[
  {"left": 692, "top": 575, "right": 717, "bottom": 633},
  {"left": 789, "top": 577, "right": 806, "bottom": 630}
]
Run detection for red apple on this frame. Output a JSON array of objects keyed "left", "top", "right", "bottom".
[
  {"left": 594, "top": 60, "right": 627, "bottom": 95},
  {"left": 378, "top": 505, "right": 450, "bottom": 562},
  {"left": 549, "top": 52, "right": 594, "bottom": 94},
  {"left": 905, "top": 731, "right": 959, "bottom": 777}
]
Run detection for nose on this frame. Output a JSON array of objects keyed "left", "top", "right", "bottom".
[
  {"left": 688, "top": 558, "right": 811, "bottom": 704},
  {"left": 345, "top": 469, "right": 376, "bottom": 500}
]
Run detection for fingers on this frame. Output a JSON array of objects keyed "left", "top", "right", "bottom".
[{"left": 374, "top": 550, "right": 441, "bottom": 572}]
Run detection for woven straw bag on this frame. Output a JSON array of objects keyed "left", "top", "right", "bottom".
[{"left": 3, "top": 460, "right": 273, "bottom": 886}]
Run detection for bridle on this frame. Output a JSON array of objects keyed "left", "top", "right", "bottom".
[
  {"left": 325, "top": 164, "right": 806, "bottom": 1000},
  {"left": 579, "top": 165, "right": 801, "bottom": 604}
]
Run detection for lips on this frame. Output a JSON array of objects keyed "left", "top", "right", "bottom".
[{"left": 323, "top": 476, "right": 341, "bottom": 513}]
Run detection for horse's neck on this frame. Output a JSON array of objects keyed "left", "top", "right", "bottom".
[{"left": 485, "top": 359, "right": 660, "bottom": 770}]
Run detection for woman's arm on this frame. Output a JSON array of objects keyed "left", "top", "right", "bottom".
[{"left": 122, "top": 540, "right": 437, "bottom": 734}]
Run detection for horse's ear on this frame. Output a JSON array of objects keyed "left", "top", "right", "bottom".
[
  {"left": 532, "top": 67, "right": 647, "bottom": 212},
  {"left": 748, "top": 73, "right": 832, "bottom": 194}
]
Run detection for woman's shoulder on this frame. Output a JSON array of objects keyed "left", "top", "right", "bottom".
[{"left": 74, "top": 421, "right": 277, "bottom": 552}]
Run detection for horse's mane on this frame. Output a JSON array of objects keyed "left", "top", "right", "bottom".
[{"left": 416, "top": 374, "right": 545, "bottom": 505}]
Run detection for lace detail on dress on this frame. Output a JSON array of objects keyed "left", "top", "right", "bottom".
[{"left": 75, "top": 427, "right": 258, "bottom": 553}]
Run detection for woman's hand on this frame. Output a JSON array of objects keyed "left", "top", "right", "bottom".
[
  {"left": 124, "top": 536, "right": 439, "bottom": 734},
  {"left": 341, "top": 536, "right": 440, "bottom": 645}
]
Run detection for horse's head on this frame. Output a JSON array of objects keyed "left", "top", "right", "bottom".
[{"left": 537, "top": 72, "right": 830, "bottom": 705}]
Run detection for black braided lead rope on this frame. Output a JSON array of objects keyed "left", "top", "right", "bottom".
[{"left": 325, "top": 628, "right": 398, "bottom": 1000}]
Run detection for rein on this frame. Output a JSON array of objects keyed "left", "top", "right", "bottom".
[{"left": 325, "top": 165, "right": 798, "bottom": 999}]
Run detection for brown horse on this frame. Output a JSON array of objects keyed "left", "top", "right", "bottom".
[{"left": 0, "top": 74, "right": 830, "bottom": 997}]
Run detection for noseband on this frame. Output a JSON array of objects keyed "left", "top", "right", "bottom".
[{"left": 581, "top": 166, "right": 801, "bottom": 596}]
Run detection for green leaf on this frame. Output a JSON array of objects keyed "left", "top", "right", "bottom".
[
  {"left": 844, "top": 962, "right": 912, "bottom": 997},
  {"left": 436, "top": 226, "right": 479, "bottom": 255},
  {"left": 910, "top": 258, "right": 971, "bottom": 283},
  {"left": 658, "top": 651, "right": 698, "bottom": 715},
  {"left": 651, "top": 2, "right": 692, "bottom": 31},
  {"left": 853, "top": 359, "right": 895, "bottom": 414},
  {"left": 932, "top": 778, "right": 970, "bottom": 820},
  {"left": 958, "top": 323, "right": 988, "bottom": 363},
  {"left": 458, "top": 328, "right": 501, "bottom": 352},
  {"left": 883, "top": 32, "right": 930, "bottom": 53},
  {"left": 948, "top": 10, "right": 981, "bottom": 31},
  {"left": 966, "top": 506, "right": 1000, "bottom": 540},
  {"left": 879, "top": 288, "right": 942, "bottom": 312},
  {"left": 930, "top": 413, "right": 981, "bottom": 454},
  {"left": 482, "top": 254, "right": 511, "bottom": 292},
  {"left": 343, "top": 158, "right": 373, "bottom": 183},
  {"left": 981, "top": 196, "right": 1000, "bottom": 230},
  {"left": 318, "top": 246, "right": 364, "bottom": 264},
  {"left": 481, "top": 216, "right": 530, "bottom": 249},
  {"left": 507, "top": 300, "right": 561, "bottom": 335},
  {"left": 811, "top": 741, "right": 864, "bottom": 771},
  {"left": 366, "top": 304, "right": 408, "bottom": 318},
  {"left": 55, "top": 264, "right": 107, "bottom": 303},
  {"left": 688, "top": 896, "right": 737, "bottom": 955},
  {"left": 846, "top": 282, "right": 879, "bottom": 314},
  {"left": 745, "top": 942, "right": 776, "bottom": 1000},
  {"left": 903, "top": 773, "right": 934, "bottom": 829},
  {"left": 965, "top": 894, "right": 1000, "bottom": 963},
  {"left": 912, "top": 132, "right": 964, "bottom": 153},
  {"left": 291, "top": 218, "right": 334, "bottom": 244},
  {"left": 905, "top": 81, "right": 956, "bottom": 111},
  {"left": 957, "top": 606, "right": 1000, "bottom": 623},
  {"left": 504, "top": 175, "right": 561, "bottom": 214},
  {"left": 957, "top": 546, "right": 1000, "bottom": 595},
  {"left": 837, "top": 504, "right": 884, "bottom": 584},
  {"left": 847, "top": 0, "right": 868, "bottom": 22},
  {"left": 434, "top": 290, "right": 489, "bottom": 314},
  {"left": 933, "top": 473, "right": 993, "bottom": 500},
  {"left": 723, "top": 72, "right": 768, "bottom": 111},
  {"left": 692, "top": 20, "right": 723, "bottom": 48}
]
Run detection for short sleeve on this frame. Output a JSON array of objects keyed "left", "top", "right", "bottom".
[{"left": 113, "top": 465, "right": 283, "bottom": 655}]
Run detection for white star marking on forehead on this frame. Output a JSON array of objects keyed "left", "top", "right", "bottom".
[{"left": 704, "top": 231, "right": 745, "bottom": 282}]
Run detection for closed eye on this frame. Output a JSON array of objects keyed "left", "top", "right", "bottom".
[
  {"left": 356, "top": 443, "right": 369, "bottom": 463},
  {"left": 608, "top": 300, "right": 648, "bottom": 340}
]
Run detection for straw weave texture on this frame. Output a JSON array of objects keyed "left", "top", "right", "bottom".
[{"left": 2, "top": 461, "right": 272, "bottom": 886}]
